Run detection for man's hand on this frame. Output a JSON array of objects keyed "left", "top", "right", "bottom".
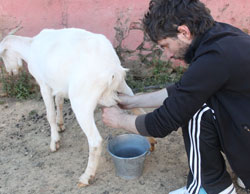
[
  {"left": 102, "top": 106, "right": 139, "bottom": 134},
  {"left": 102, "top": 106, "right": 124, "bottom": 128}
]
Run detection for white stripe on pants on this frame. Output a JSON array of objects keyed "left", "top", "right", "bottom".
[{"left": 187, "top": 105, "right": 210, "bottom": 194}]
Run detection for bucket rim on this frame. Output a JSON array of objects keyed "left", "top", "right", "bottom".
[{"left": 107, "top": 133, "right": 150, "bottom": 160}]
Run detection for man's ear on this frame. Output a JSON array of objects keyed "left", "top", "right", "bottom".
[{"left": 177, "top": 25, "right": 193, "bottom": 44}]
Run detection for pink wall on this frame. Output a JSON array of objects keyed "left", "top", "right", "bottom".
[
  {"left": 203, "top": 0, "right": 250, "bottom": 34},
  {"left": 0, "top": 0, "right": 149, "bottom": 46},
  {"left": 0, "top": 0, "right": 250, "bottom": 64}
]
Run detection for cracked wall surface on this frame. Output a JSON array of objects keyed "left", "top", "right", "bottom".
[{"left": 0, "top": 0, "right": 249, "bottom": 68}]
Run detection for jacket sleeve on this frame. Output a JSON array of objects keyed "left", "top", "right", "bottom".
[{"left": 142, "top": 49, "right": 229, "bottom": 137}]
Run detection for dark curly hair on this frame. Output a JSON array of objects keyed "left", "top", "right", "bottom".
[{"left": 143, "top": 0, "right": 215, "bottom": 42}]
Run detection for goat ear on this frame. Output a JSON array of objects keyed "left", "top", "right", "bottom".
[
  {"left": 17, "top": 58, "right": 23, "bottom": 67},
  {"left": 0, "top": 46, "right": 5, "bottom": 56},
  {"left": 8, "top": 26, "right": 23, "bottom": 36},
  {"left": 0, "top": 38, "right": 7, "bottom": 55}
]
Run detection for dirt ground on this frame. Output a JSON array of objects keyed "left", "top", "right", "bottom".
[{"left": 0, "top": 97, "right": 246, "bottom": 194}]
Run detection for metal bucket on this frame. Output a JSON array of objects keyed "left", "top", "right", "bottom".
[{"left": 107, "top": 134, "right": 150, "bottom": 180}]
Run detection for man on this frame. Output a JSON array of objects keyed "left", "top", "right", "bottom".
[{"left": 102, "top": 0, "right": 250, "bottom": 193}]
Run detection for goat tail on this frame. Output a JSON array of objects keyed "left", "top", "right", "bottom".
[{"left": 109, "top": 67, "right": 128, "bottom": 89}]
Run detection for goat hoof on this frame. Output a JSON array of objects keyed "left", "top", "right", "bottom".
[
  {"left": 57, "top": 123, "right": 65, "bottom": 132},
  {"left": 150, "top": 143, "right": 155, "bottom": 152},
  {"left": 78, "top": 174, "right": 95, "bottom": 187},
  {"left": 50, "top": 140, "right": 60, "bottom": 152},
  {"left": 148, "top": 137, "right": 157, "bottom": 152},
  {"left": 77, "top": 182, "right": 88, "bottom": 188},
  {"left": 56, "top": 141, "right": 60, "bottom": 150}
]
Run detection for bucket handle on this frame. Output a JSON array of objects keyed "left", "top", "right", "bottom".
[{"left": 146, "top": 149, "right": 151, "bottom": 156}]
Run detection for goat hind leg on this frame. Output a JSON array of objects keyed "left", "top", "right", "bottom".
[
  {"left": 40, "top": 85, "right": 60, "bottom": 152},
  {"left": 55, "top": 94, "right": 65, "bottom": 132}
]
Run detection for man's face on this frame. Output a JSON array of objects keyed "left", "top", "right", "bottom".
[{"left": 158, "top": 36, "right": 190, "bottom": 60}]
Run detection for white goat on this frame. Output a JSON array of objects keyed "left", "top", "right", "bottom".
[{"left": 0, "top": 28, "right": 156, "bottom": 186}]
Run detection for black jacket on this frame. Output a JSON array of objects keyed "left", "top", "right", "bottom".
[
  {"left": 143, "top": 22, "right": 250, "bottom": 136},
  {"left": 136, "top": 22, "right": 250, "bottom": 185}
]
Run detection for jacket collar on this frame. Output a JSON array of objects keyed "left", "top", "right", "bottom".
[
  {"left": 184, "top": 23, "right": 216, "bottom": 64},
  {"left": 184, "top": 34, "right": 204, "bottom": 64}
]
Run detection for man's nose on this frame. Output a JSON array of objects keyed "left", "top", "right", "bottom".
[{"left": 162, "top": 49, "right": 174, "bottom": 59}]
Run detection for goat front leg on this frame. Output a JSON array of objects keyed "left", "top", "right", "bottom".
[
  {"left": 55, "top": 94, "right": 65, "bottom": 132},
  {"left": 40, "top": 85, "right": 60, "bottom": 152},
  {"left": 70, "top": 93, "right": 102, "bottom": 187}
]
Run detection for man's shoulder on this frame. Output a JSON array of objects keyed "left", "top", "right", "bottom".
[{"left": 196, "top": 22, "right": 250, "bottom": 60}]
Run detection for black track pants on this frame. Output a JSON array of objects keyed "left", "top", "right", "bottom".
[{"left": 182, "top": 105, "right": 234, "bottom": 194}]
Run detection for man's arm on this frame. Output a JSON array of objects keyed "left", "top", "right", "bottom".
[
  {"left": 102, "top": 107, "right": 139, "bottom": 134},
  {"left": 102, "top": 87, "right": 169, "bottom": 137},
  {"left": 102, "top": 88, "right": 169, "bottom": 136},
  {"left": 119, "top": 88, "right": 168, "bottom": 109}
]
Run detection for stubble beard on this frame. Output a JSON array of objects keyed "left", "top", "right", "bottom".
[{"left": 171, "top": 42, "right": 189, "bottom": 60}]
